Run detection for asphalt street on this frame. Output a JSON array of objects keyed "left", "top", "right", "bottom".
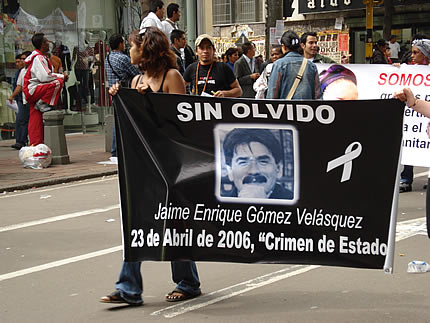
[{"left": 1, "top": 171, "right": 430, "bottom": 322}]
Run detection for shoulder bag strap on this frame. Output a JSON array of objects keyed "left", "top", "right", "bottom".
[
  {"left": 107, "top": 53, "right": 122, "bottom": 80},
  {"left": 286, "top": 58, "right": 308, "bottom": 100}
]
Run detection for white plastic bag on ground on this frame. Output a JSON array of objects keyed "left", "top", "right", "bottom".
[{"left": 19, "top": 144, "right": 52, "bottom": 169}]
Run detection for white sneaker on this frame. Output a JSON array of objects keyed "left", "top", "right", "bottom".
[{"left": 35, "top": 100, "right": 53, "bottom": 113}]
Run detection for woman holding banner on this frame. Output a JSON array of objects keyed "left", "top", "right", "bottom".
[
  {"left": 100, "top": 27, "right": 201, "bottom": 305},
  {"left": 395, "top": 87, "right": 430, "bottom": 117},
  {"left": 395, "top": 85, "right": 430, "bottom": 238},
  {"left": 399, "top": 38, "right": 430, "bottom": 193}
]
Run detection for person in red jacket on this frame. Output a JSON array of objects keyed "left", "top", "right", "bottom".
[{"left": 22, "top": 33, "right": 68, "bottom": 145}]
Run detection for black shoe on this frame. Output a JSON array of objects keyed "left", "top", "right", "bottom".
[
  {"left": 11, "top": 143, "right": 23, "bottom": 150},
  {"left": 399, "top": 182, "right": 412, "bottom": 193}
]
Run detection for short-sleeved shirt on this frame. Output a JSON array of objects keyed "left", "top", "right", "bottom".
[
  {"left": 389, "top": 42, "right": 401, "bottom": 59},
  {"left": 183, "top": 61, "right": 236, "bottom": 96},
  {"left": 16, "top": 68, "right": 27, "bottom": 104},
  {"left": 104, "top": 51, "right": 139, "bottom": 87}
]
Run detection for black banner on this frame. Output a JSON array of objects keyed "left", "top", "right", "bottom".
[
  {"left": 298, "top": 0, "right": 427, "bottom": 14},
  {"left": 114, "top": 90, "right": 404, "bottom": 269}
]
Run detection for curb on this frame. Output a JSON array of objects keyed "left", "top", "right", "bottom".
[{"left": 0, "top": 170, "right": 118, "bottom": 193}]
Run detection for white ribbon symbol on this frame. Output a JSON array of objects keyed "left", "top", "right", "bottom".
[{"left": 326, "top": 142, "right": 362, "bottom": 182}]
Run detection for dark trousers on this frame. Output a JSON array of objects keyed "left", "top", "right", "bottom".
[
  {"left": 401, "top": 165, "right": 414, "bottom": 184},
  {"left": 15, "top": 101, "right": 29, "bottom": 145},
  {"left": 75, "top": 69, "right": 89, "bottom": 104},
  {"left": 89, "top": 71, "right": 95, "bottom": 104}
]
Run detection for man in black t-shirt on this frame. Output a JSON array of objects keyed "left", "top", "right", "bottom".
[{"left": 183, "top": 34, "right": 242, "bottom": 97}]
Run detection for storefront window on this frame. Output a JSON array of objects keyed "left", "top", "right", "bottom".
[{"left": 0, "top": 0, "right": 122, "bottom": 135}]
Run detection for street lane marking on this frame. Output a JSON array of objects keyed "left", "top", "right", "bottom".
[
  {"left": 0, "top": 246, "right": 122, "bottom": 282},
  {"left": 396, "top": 217, "right": 428, "bottom": 241},
  {"left": 0, "top": 176, "right": 118, "bottom": 199},
  {"left": 414, "top": 171, "right": 429, "bottom": 179},
  {"left": 0, "top": 204, "right": 120, "bottom": 233},
  {"left": 0, "top": 216, "right": 426, "bottom": 310},
  {"left": 151, "top": 216, "right": 428, "bottom": 318},
  {"left": 151, "top": 265, "right": 320, "bottom": 318}
]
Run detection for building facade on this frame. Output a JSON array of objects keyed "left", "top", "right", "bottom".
[
  {"left": 203, "top": 0, "right": 430, "bottom": 63},
  {"left": 209, "top": 0, "right": 265, "bottom": 57},
  {"left": 288, "top": 0, "right": 430, "bottom": 63}
]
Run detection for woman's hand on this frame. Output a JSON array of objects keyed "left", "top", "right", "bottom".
[
  {"left": 394, "top": 88, "right": 415, "bottom": 107},
  {"left": 109, "top": 82, "right": 120, "bottom": 96},
  {"left": 136, "top": 81, "right": 149, "bottom": 94}
]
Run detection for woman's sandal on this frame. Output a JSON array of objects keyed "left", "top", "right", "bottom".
[
  {"left": 99, "top": 290, "right": 142, "bottom": 306},
  {"left": 165, "top": 289, "right": 201, "bottom": 302}
]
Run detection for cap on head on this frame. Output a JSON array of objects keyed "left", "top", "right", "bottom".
[{"left": 195, "top": 34, "right": 215, "bottom": 48}]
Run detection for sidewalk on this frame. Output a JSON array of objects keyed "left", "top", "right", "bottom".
[{"left": 0, "top": 133, "right": 117, "bottom": 192}]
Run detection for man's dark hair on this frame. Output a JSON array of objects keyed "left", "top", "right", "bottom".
[
  {"left": 150, "top": 0, "right": 164, "bottom": 13},
  {"left": 32, "top": 33, "right": 45, "bottom": 50},
  {"left": 170, "top": 29, "right": 185, "bottom": 44},
  {"left": 376, "top": 39, "right": 386, "bottom": 48},
  {"left": 15, "top": 54, "right": 22, "bottom": 60},
  {"left": 167, "top": 3, "right": 179, "bottom": 18},
  {"left": 109, "top": 34, "right": 124, "bottom": 50},
  {"left": 22, "top": 51, "right": 32, "bottom": 58},
  {"left": 225, "top": 47, "right": 238, "bottom": 59},
  {"left": 300, "top": 32, "right": 317, "bottom": 45},
  {"left": 412, "top": 33, "right": 429, "bottom": 42},
  {"left": 241, "top": 42, "right": 255, "bottom": 55},
  {"left": 272, "top": 44, "right": 282, "bottom": 52},
  {"left": 389, "top": 35, "right": 397, "bottom": 41},
  {"left": 223, "top": 129, "right": 282, "bottom": 166}
]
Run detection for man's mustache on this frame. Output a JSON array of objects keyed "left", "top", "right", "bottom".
[{"left": 243, "top": 174, "right": 267, "bottom": 184}]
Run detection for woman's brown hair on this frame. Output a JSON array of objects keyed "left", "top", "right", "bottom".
[{"left": 128, "top": 27, "right": 177, "bottom": 76}]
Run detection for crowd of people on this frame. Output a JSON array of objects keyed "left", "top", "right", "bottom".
[
  {"left": 5, "top": 0, "right": 430, "bottom": 307},
  {"left": 97, "top": 0, "right": 430, "bottom": 306}
]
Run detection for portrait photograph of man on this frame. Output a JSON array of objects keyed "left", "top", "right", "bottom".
[{"left": 214, "top": 125, "right": 299, "bottom": 205}]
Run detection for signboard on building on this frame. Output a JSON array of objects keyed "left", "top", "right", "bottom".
[
  {"left": 299, "top": 0, "right": 428, "bottom": 14},
  {"left": 214, "top": 25, "right": 266, "bottom": 58},
  {"left": 317, "top": 31, "right": 349, "bottom": 63},
  {"left": 215, "top": 38, "right": 265, "bottom": 59}
]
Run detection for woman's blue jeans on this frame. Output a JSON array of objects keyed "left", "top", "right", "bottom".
[{"left": 114, "top": 260, "right": 200, "bottom": 304}]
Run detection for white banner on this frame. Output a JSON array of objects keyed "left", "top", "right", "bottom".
[{"left": 317, "top": 64, "right": 430, "bottom": 167}]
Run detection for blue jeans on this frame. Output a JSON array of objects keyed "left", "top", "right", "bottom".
[
  {"left": 15, "top": 101, "right": 29, "bottom": 145},
  {"left": 115, "top": 260, "right": 200, "bottom": 304}
]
